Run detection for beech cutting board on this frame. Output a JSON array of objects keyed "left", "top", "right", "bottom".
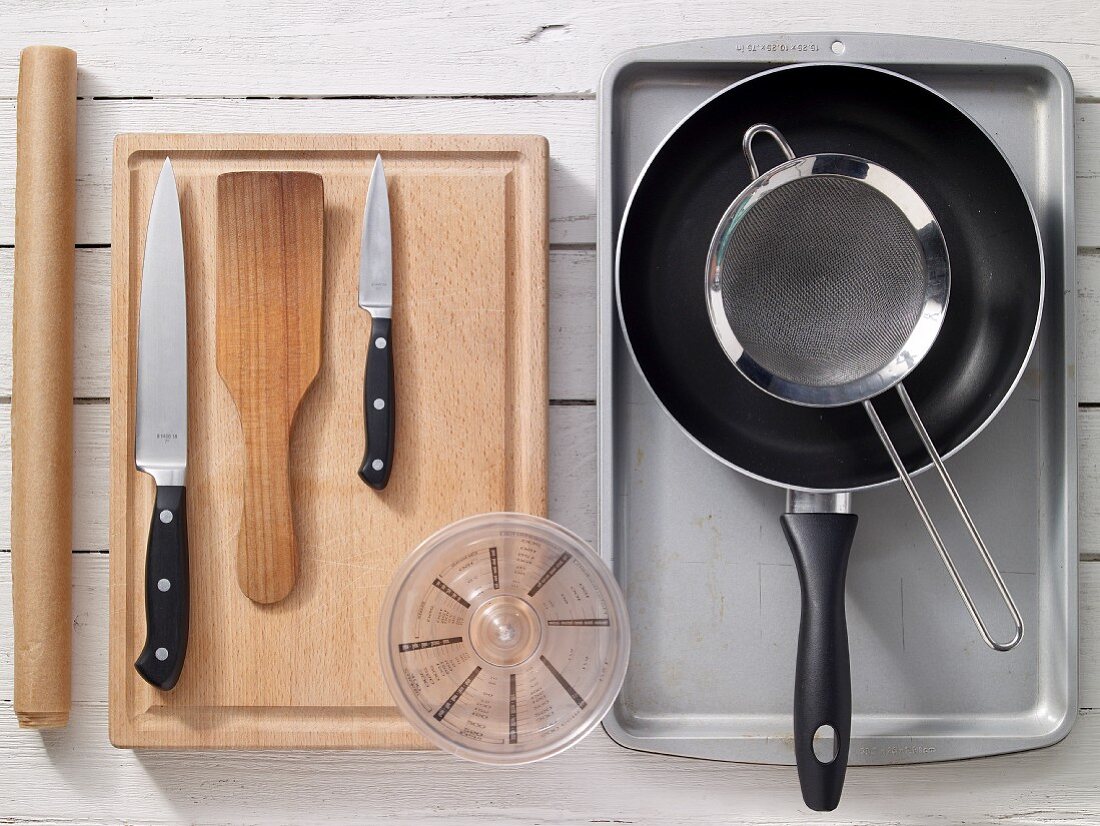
[{"left": 108, "top": 134, "right": 548, "bottom": 748}]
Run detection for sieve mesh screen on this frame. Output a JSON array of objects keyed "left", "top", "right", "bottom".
[{"left": 717, "top": 175, "right": 927, "bottom": 388}]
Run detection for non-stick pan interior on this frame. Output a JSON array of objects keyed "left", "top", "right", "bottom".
[{"left": 617, "top": 64, "right": 1042, "bottom": 491}]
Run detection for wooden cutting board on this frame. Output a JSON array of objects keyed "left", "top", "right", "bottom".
[{"left": 108, "top": 134, "right": 548, "bottom": 748}]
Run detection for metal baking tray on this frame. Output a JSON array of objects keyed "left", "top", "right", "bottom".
[{"left": 597, "top": 33, "right": 1077, "bottom": 765}]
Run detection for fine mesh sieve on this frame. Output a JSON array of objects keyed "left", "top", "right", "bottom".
[
  {"left": 704, "top": 124, "right": 1023, "bottom": 654},
  {"left": 706, "top": 124, "right": 949, "bottom": 407},
  {"left": 716, "top": 175, "right": 928, "bottom": 389}
]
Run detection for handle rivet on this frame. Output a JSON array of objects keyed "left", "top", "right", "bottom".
[
  {"left": 158, "top": 578, "right": 171, "bottom": 592},
  {"left": 155, "top": 647, "right": 169, "bottom": 661},
  {"left": 159, "top": 509, "right": 173, "bottom": 524},
  {"left": 373, "top": 398, "right": 385, "bottom": 410},
  {"left": 375, "top": 336, "right": 387, "bottom": 349},
  {"left": 372, "top": 459, "right": 384, "bottom": 471}
]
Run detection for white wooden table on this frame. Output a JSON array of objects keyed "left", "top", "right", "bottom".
[{"left": 2, "top": 3, "right": 1099, "bottom": 823}]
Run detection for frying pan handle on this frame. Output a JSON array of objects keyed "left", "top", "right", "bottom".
[
  {"left": 781, "top": 511, "right": 857, "bottom": 813},
  {"left": 864, "top": 385, "right": 1025, "bottom": 652},
  {"left": 743, "top": 124, "right": 795, "bottom": 179}
]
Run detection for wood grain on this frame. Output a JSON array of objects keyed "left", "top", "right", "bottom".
[
  {"left": 0, "top": 0, "right": 1097, "bottom": 98},
  {"left": 216, "top": 172, "right": 324, "bottom": 604},
  {"left": 108, "top": 133, "right": 548, "bottom": 748}
]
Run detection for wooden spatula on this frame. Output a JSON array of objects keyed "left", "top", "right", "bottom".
[{"left": 215, "top": 172, "right": 324, "bottom": 604}]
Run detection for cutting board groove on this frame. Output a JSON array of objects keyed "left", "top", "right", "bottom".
[{"left": 109, "top": 134, "right": 548, "bottom": 749}]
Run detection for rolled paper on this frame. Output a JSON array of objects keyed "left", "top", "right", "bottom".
[{"left": 11, "top": 45, "right": 77, "bottom": 729}]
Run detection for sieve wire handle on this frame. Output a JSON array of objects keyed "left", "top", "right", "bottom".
[
  {"left": 743, "top": 124, "right": 796, "bottom": 179},
  {"left": 863, "top": 384, "right": 1025, "bottom": 652}
]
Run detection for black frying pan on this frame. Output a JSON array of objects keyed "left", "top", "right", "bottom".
[{"left": 616, "top": 64, "right": 1042, "bottom": 810}]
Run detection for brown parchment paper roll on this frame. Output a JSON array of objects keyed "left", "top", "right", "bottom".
[{"left": 11, "top": 45, "right": 77, "bottom": 729}]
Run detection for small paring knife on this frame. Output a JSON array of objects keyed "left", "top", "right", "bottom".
[
  {"left": 358, "top": 154, "right": 395, "bottom": 490},
  {"left": 133, "top": 158, "right": 190, "bottom": 690}
]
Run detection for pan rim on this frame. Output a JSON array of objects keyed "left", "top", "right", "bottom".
[{"left": 613, "top": 60, "right": 1045, "bottom": 494}]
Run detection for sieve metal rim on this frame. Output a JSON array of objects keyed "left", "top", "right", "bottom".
[{"left": 705, "top": 153, "right": 950, "bottom": 408}]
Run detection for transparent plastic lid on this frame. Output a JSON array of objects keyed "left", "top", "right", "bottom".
[{"left": 379, "top": 513, "right": 630, "bottom": 764}]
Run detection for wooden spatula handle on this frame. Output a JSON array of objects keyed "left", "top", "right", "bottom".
[
  {"left": 237, "top": 400, "right": 298, "bottom": 603},
  {"left": 215, "top": 172, "right": 324, "bottom": 604}
]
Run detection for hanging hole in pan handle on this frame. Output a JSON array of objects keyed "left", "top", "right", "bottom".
[
  {"left": 863, "top": 383, "right": 1025, "bottom": 652},
  {"left": 742, "top": 123, "right": 796, "bottom": 179}
]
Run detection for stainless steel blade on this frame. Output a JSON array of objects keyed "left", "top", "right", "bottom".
[
  {"left": 358, "top": 154, "right": 393, "bottom": 318},
  {"left": 135, "top": 158, "right": 188, "bottom": 486}
]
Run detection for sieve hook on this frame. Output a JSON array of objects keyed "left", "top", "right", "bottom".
[
  {"left": 864, "top": 383, "right": 1025, "bottom": 652},
  {"left": 743, "top": 123, "right": 796, "bottom": 179}
]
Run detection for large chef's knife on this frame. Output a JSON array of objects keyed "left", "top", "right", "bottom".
[
  {"left": 357, "top": 154, "right": 395, "bottom": 490},
  {"left": 134, "top": 158, "right": 189, "bottom": 690}
]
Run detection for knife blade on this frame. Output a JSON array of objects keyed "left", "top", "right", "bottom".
[
  {"left": 357, "top": 154, "right": 395, "bottom": 490},
  {"left": 133, "top": 158, "right": 190, "bottom": 690}
]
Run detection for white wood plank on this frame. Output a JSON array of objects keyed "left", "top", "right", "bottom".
[
  {"left": 548, "top": 249, "right": 597, "bottom": 400},
  {"left": 1078, "top": 107, "right": 1100, "bottom": 249},
  {"left": 1085, "top": 563, "right": 1099, "bottom": 708},
  {"left": 1078, "top": 251, "right": 1100, "bottom": 403},
  {"left": 547, "top": 402, "right": 596, "bottom": 543},
  {"left": 0, "top": 247, "right": 596, "bottom": 402},
  {"left": 1076, "top": 408, "right": 1100, "bottom": 558},
  {"left": 2, "top": 98, "right": 1099, "bottom": 248},
  {"left": 0, "top": 554, "right": 1097, "bottom": 824},
  {"left": 0, "top": 0, "right": 1097, "bottom": 98},
  {"left": 0, "top": 97, "right": 595, "bottom": 246}
]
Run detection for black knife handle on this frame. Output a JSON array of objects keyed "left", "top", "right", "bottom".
[
  {"left": 135, "top": 485, "right": 189, "bottom": 691},
  {"left": 359, "top": 316, "right": 395, "bottom": 489}
]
